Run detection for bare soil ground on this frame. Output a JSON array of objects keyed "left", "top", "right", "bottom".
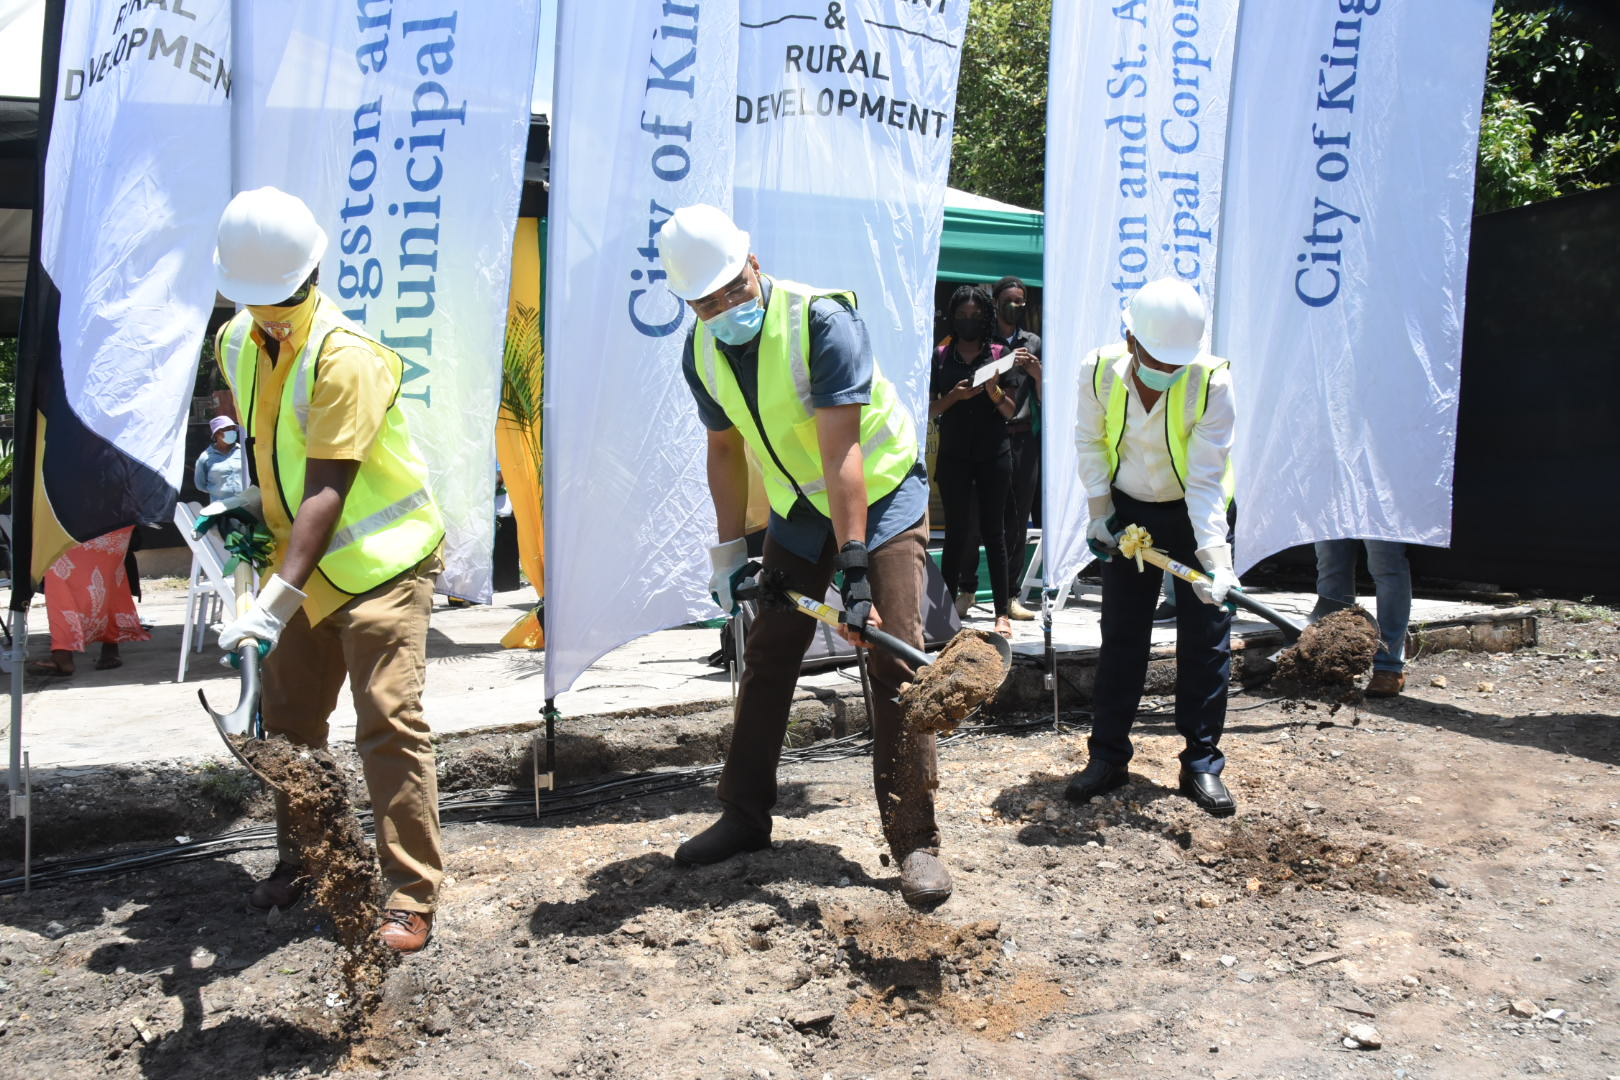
[{"left": 0, "top": 606, "right": 1616, "bottom": 1079}]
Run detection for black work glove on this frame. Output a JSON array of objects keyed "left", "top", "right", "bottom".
[
  {"left": 835, "top": 541, "right": 873, "bottom": 634},
  {"left": 737, "top": 565, "right": 796, "bottom": 611}
]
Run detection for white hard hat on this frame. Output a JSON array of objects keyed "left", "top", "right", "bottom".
[
  {"left": 1123, "top": 278, "right": 1207, "bottom": 367},
  {"left": 657, "top": 204, "right": 750, "bottom": 300},
  {"left": 213, "top": 187, "right": 329, "bottom": 305}
]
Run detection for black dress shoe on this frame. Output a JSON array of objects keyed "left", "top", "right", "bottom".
[
  {"left": 249, "top": 861, "right": 307, "bottom": 911},
  {"left": 1064, "top": 759, "right": 1130, "bottom": 804},
  {"left": 674, "top": 814, "right": 771, "bottom": 866},
  {"left": 1179, "top": 768, "right": 1236, "bottom": 817}
]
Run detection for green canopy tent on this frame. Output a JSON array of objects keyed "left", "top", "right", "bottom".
[{"left": 938, "top": 188, "right": 1043, "bottom": 286}]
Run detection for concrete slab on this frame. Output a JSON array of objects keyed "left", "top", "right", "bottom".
[{"left": 2, "top": 577, "right": 1534, "bottom": 774}]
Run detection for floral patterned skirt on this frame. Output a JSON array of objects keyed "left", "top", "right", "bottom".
[{"left": 43, "top": 527, "right": 152, "bottom": 652}]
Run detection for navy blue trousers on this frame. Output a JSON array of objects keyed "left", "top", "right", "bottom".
[{"left": 1089, "top": 490, "right": 1232, "bottom": 774}]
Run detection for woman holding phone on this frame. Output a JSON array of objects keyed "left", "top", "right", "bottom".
[{"left": 929, "top": 284, "right": 1016, "bottom": 637}]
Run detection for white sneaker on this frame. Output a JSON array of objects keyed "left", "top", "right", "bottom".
[{"left": 954, "top": 594, "right": 975, "bottom": 619}]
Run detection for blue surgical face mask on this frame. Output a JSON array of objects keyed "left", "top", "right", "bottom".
[
  {"left": 1135, "top": 360, "right": 1185, "bottom": 392},
  {"left": 221, "top": 429, "right": 239, "bottom": 447},
  {"left": 705, "top": 297, "right": 765, "bottom": 346}
]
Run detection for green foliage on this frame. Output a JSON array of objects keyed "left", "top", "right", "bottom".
[
  {"left": 0, "top": 338, "right": 13, "bottom": 509},
  {"left": 500, "top": 302, "right": 544, "bottom": 473},
  {"left": 1544, "top": 597, "right": 1619, "bottom": 624},
  {"left": 0, "top": 336, "right": 15, "bottom": 416},
  {"left": 195, "top": 760, "right": 259, "bottom": 813},
  {"left": 949, "top": 0, "right": 1051, "bottom": 210},
  {"left": 945, "top": 2, "right": 1618, "bottom": 215},
  {"left": 1476, "top": 4, "right": 1620, "bottom": 212}
]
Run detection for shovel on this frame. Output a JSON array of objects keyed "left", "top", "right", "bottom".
[
  {"left": 196, "top": 531, "right": 284, "bottom": 790},
  {"left": 758, "top": 581, "right": 1014, "bottom": 732},
  {"left": 1116, "top": 524, "right": 1307, "bottom": 649}
]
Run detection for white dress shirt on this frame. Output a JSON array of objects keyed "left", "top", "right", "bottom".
[{"left": 1075, "top": 344, "right": 1236, "bottom": 556}]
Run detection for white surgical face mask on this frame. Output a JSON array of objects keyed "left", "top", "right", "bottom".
[
  {"left": 1135, "top": 361, "right": 1184, "bottom": 392},
  {"left": 221, "top": 429, "right": 239, "bottom": 447},
  {"left": 705, "top": 297, "right": 766, "bottom": 345}
]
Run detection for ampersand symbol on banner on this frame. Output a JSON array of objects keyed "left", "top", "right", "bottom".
[{"left": 824, "top": 2, "right": 847, "bottom": 30}]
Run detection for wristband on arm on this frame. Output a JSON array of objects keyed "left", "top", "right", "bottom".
[{"left": 834, "top": 540, "right": 873, "bottom": 633}]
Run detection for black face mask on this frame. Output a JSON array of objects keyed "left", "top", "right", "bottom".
[
  {"left": 999, "top": 301, "right": 1026, "bottom": 325},
  {"left": 951, "top": 316, "right": 982, "bottom": 342}
]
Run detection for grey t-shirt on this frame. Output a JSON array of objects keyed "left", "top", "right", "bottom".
[{"left": 682, "top": 277, "right": 929, "bottom": 561}]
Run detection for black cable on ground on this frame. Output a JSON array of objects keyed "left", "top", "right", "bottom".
[{"left": 0, "top": 707, "right": 1143, "bottom": 895}]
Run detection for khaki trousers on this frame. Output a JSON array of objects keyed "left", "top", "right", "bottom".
[
  {"left": 718, "top": 516, "right": 940, "bottom": 857},
  {"left": 262, "top": 554, "right": 443, "bottom": 912}
]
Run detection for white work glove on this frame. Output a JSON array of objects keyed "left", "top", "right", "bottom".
[
  {"left": 1085, "top": 495, "right": 1121, "bottom": 561},
  {"left": 219, "top": 574, "right": 307, "bottom": 656},
  {"left": 1192, "top": 544, "right": 1239, "bottom": 608},
  {"left": 194, "top": 485, "right": 263, "bottom": 538},
  {"left": 707, "top": 538, "right": 750, "bottom": 615}
]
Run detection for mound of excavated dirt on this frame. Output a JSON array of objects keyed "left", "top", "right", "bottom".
[
  {"left": 902, "top": 630, "right": 1008, "bottom": 734},
  {"left": 1275, "top": 607, "right": 1381, "bottom": 697},
  {"left": 235, "top": 736, "right": 398, "bottom": 1022},
  {"left": 1190, "top": 818, "right": 1428, "bottom": 901},
  {"left": 819, "top": 900, "right": 1063, "bottom": 1040}
]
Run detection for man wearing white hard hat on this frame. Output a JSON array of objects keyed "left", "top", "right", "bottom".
[
  {"left": 1068, "top": 277, "right": 1240, "bottom": 816},
  {"left": 203, "top": 187, "right": 446, "bottom": 952},
  {"left": 658, "top": 204, "right": 952, "bottom": 908}
]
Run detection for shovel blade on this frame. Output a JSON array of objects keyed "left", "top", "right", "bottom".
[{"left": 197, "top": 647, "right": 284, "bottom": 791}]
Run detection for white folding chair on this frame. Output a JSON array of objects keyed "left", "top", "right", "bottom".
[
  {"left": 172, "top": 502, "right": 241, "bottom": 682},
  {"left": 1017, "top": 528, "right": 1097, "bottom": 612}
]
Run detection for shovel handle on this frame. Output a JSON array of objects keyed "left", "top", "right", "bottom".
[
  {"left": 1131, "top": 546, "right": 1306, "bottom": 644},
  {"left": 783, "top": 589, "right": 932, "bottom": 669},
  {"left": 1224, "top": 589, "right": 1305, "bottom": 645}
]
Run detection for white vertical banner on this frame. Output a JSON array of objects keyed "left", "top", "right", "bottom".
[
  {"left": 41, "top": 0, "right": 232, "bottom": 532},
  {"left": 1042, "top": 0, "right": 1240, "bottom": 589},
  {"left": 543, "top": 1, "right": 739, "bottom": 698},
  {"left": 1215, "top": 0, "right": 1491, "bottom": 568},
  {"left": 234, "top": 1, "right": 543, "bottom": 603},
  {"left": 733, "top": 0, "right": 968, "bottom": 427}
]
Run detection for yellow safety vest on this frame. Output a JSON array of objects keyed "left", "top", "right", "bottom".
[
  {"left": 218, "top": 294, "right": 444, "bottom": 597},
  {"left": 694, "top": 277, "right": 918, "bottom": 520},
  {"left": 1091, "top": 343, "right": 1236, "bottom": 505}
]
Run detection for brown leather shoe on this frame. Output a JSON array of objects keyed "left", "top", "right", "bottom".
[
  {"left": 378, "top": 909, "right": 433, "bottom": 953},
  {"left": 898, "top": 851, "right": 953, "bottom": 909},
  {"left": 1366, "top": 670, "right": 1405, "bottom": 698},
  {"left": 249, "top": 861, "right": 307, "bottom": 911}
]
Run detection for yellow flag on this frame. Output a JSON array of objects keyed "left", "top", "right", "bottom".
[{"left": 497, "top": 218, "right": 546, "bottom": 649}]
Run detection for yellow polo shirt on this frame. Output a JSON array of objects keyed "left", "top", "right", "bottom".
[{"left": 216, "top": 293, "right": 399, "bottom": 624}]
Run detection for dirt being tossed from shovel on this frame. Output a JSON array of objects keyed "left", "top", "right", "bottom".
[
  {"left": 1274, "top": 607, "right": 1381, "bottom": 699},
  {"left": 233, "top": 735, "right": 398, "bottom": 1023},
  {"left": 901, "top": 629, "right": 1008, "bottom": 734}
]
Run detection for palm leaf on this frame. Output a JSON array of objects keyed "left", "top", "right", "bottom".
[{"left": 500, "top": 302, "right": 544, "bottom": 472}]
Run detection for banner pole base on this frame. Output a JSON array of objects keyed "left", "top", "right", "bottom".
[
  {"left": 534, "top": 699, "right": 559, "bottom": 816},
  {"left": 14, "top": 751, "right": 31, "bottom": 894},
  {"left": 1043, "top": 588, "right": 1060, "bottom": 732}
]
